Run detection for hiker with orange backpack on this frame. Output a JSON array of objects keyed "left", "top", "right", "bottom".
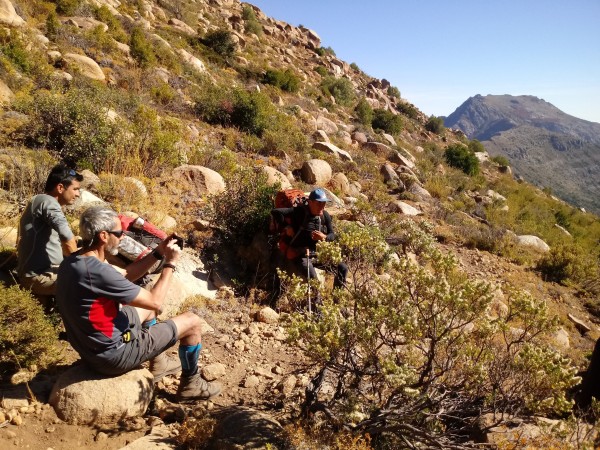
[{"left": 271, "top": 188, "right": 348, "bottom": 296}]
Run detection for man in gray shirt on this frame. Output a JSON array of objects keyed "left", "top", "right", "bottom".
[
  {"left": 17, "top": 164, "right": 82, "bottom": 298},
  {"left": 56, "top": 206, "right": 221, "bottom": 400}
]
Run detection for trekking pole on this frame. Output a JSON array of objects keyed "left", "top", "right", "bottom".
[{"left": 307, "top": 247, "right": 312, "bottom": 315}]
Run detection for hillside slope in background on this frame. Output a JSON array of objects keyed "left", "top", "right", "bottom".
[{"left": 445, "top": 94, "right": 600, "bottom": 213}]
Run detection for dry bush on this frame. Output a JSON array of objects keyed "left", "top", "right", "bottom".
[{"left": 0, "top": 284, "right": 63, "bottom": 375}]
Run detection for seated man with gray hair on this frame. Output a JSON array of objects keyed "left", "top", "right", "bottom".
[{"left": 56, "top": 206, "right": 221, "bottom": 401}]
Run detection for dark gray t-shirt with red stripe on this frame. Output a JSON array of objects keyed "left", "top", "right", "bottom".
[{"left": 56, "top": 254, "right": 141, "bottom": 362}]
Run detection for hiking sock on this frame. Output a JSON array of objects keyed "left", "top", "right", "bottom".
[
  {"left": 178, "top": 343, "right": 201, "bottom": 377},
  {"left": 142, "top": 318, "right": 157, "bottom": 329}
]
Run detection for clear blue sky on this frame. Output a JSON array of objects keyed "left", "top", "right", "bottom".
[{"left": 249, "top": 0, "right": 600, "bottom": 124}]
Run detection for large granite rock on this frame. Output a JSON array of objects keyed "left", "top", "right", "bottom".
[
  {"left": 49, "top": 365, "right": 154, "bottom": 425},
  {"left": 516, "top": 235, "right": 550, "bottom": 252},
  {"left": 172, "top": 165, "right": 226, "bottom": 195},
  {"left": 301, "top": 159, "right": 332, "bottom": 185},
  {"left": 0, "top": 79, "right": 14, "bottom": 104},
  {"left": 63, "top": 53, "right": 106, "bottom": 81},
  {"left": 260, "top": 166, "right": 291, "bottom": 189},
  {"left": 0, "top": 0, "right": 25, "bottom": 26},
  {"left": 312, "top": 142, "right": 352, "bottom": 162}
]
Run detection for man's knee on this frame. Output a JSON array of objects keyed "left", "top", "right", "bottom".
[{"left": 172, "top": 311, "right": 202, "bottom": 338}]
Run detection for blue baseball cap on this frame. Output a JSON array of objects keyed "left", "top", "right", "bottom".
[{"left": 309, "top": 188, "right": 328, "bottom": 202}]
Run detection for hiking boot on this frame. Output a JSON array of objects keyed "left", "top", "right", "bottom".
[
  {"left": 149, "top": 352, "right": 181, "bottom": 383},
  {"left": 177, "top": 373, "right": 222, "bottom": 401}
]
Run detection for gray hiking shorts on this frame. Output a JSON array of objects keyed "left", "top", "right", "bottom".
[{"left": 89, "top": 306, "right": 178, "bottom": 376}]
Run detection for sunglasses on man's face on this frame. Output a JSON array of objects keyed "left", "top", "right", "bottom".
[{"left": 106, "top": 230, "right": 125, "bottom": 238}]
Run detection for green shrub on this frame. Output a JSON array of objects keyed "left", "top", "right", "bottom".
[
  {"left": 536, "top": 244, "right": 597, "bottom": 285},
  {"left": 130, "top": 27, "right": 156, "bottom": 67},
  {"left": 350, "top": 62, "right": 360, "bottom": 71},
  {"left": 0, "top": 284, "right": 62, "bottom": 374},
  {"left": 371, "top": 108, "right": 402, "bottom": 134},
  {"left": 94, "top": 5, "right": 128, "bottom": 43},
  {"left": 396, "top": 102, "right": 419, "bottom": 119},
  {"left": 320, "top": 76, "right": 355, "bottom": 106},
  {"left": 16, "top": 86, "right": 119, "bottom": 171},
  {"left": 241, "top": 6, "right": 262, "bottom": 36},
  {"left": 283, "top": 223, "right": 578, "bottom": 448},
  {"left": 314, "top": 46, "right": 336, "bottom": 57},
  {"left": 210, "top": 168, "right": 279, "bottom": 245},
  {"left": 194, "top": 84, "right": 275, "bottom": 137},
  {"left": 444, "top": 144, "right": 479, "bottom": 175},
  {"left": 354, "top": 98, "right": 373, "bottom": 127},
  {"left": 0, "top": 31, "right": 43, "bottom": 75},
  {"left": 468, "top": 139, "right": 486, "bottom": 153},
  {"left": 425, "top": 115, "right": 445, "bottom": 134},
  {"left": 45, "top": 11, "right": 60, "bottom": 40},
  {"left": 262, "top": 68, "right": 300, "bottom": 93},
  {"left": 387, "top": 85, "right": 401, "bottom": 98},
  {"left": 202, "top": 29, "right": 236, "bottom": 58},
  {"left": 313, "top": 65, "right": 328, "bottom": 77},
  {"left": 491, "top": 154, "right": 510, "bottom": 166},
  {"left": 50, "top": 0, "right": 83, "bottom": 15}
]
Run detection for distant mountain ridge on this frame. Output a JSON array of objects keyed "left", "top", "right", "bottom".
[{"left": 444, "top": 95, "right": 600, "bottom": 213}]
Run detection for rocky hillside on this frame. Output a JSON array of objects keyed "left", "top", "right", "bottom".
[
  {"left": 1, "top": 1, "right": 600, "bottom": 449},
  {"left": 445, "top": 94, "right": 600, "bottom": 213}
]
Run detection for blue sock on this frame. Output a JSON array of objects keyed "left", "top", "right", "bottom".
[
  {"left": 142, "top": 318, "right": 157, "bottom": 329},
  {"left": 178, "top": 343, "right": 201, "bottom": 377}
]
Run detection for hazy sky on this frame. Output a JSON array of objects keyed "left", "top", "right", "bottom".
[{"left": 248, "top": 0, "right": 600, "bottom": 124}]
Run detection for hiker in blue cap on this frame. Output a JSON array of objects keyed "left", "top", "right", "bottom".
[{"left": 271, "top": 188, "right": 348, "bottom": 296}]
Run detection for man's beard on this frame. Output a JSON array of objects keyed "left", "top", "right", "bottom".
[{"left": 106, "top": 243, "right": 120, "bottom": 256}]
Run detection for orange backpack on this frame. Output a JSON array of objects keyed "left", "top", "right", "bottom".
[{"left": 271, "top": 189, "right": 308, "bottom": 259}]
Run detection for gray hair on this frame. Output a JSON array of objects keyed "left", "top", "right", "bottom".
[{"left": 80, "top": 206, "right": 119, "bottom": 242}]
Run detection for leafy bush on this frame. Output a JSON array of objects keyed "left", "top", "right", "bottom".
[
  {"left": 537, "top": 244, "right": 598, "bottom": 285},
  {"left": 354, "top": 98, "right": 373, "bottom": 126},
  {"left": 0, "top": 284, "right": 62, "bottom": 374},
  {"left": 45, "top": 11, "right": 60, "bottom": 40},
  {"left": 94, "top": 5, "right": 128, "bottom": 43},
  {"left": 468, "top": 139, "right": 486, "bottom": 153},
  {"left": 262, "top": 68, "right": 300, "bottom": 93},
  {"left": 444, "top": 144, "right": 480, "bottom": 175},
  {"left": 350, "top": 62, "right": 360, "bottom": 71},
  {"left": 130, "top": 27, "right": 156, "bottom": 67},
  {"left": 210, "top": 168, "right": 279, "bottom": 245},
  {"left": 0, "top": 30, "right": 46, "bottom": 75},
  {"left": 283, "top": 222, "right": 579, "bottom": 448},
  {"left": 396, "top": 102, "right": 419, "bottom": 119},
  {"left": 194, "top": 84, "right": 275, "bottom": 137},
  {"left": 242, "top": 5, "right": 262, "bottom": 36},
  {"left": 387, "top": 85, "right": 401, "bottom": 98},
  {"left": 50, "top": 0, "right": 83, "bottom": 15},
  {"left": 425, "top": 115, "right": 445, "bottom": 134},
  {"left": 16, "top": 86, "right": 119, "bottom": 171},
  {"left": 202, "top": 30, "right": 236, "bottom": 58},
  {"left": 320, "top": 76, "right": 355, "bottom": 106},
  {"left": 313, "top": 65, "right": 327, "bottom": 77},
  {"left": 491, "top": 154, "right": 510, "bottom": 166},
  {"left": 371, "top": 108, "right": 402, "bottom": 134}
]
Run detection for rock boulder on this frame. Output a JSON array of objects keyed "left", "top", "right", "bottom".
[
  {"left": 301, "top": 159, "right": 332, "bottom": 185},
  {"left": 172, "top": 165, "right": 226, "bottom": 196},
  {"left": 49, "top": 365, "right": 153, "bottom": 425}
]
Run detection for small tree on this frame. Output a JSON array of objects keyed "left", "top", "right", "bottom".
[
  {"left": 425, "top": 115, "right": 445, "bottom": 134},
  {"left": 320, "top": 76, "right": 355, "bottom": 106},
  {"left": 468, "top": 139, "right": 485, "bottom": 153},
  {"left": 372, "top": 108, "right": 402, "bottom": 134},
  {"left": 444, "top": 144, "right": 479, "bottom": 175},
  {"left": 354, "top": 98, "right": 373, "bottom": 126},
  {"left": 130, "top": 27, "right": 155, "bottom": 67},
  {"left": 284, "top": 221, "right": 579, "bottom": 448},
  {"left": 203, "top": 30, "right": 236, "bottom": 58},
  {"left": 387, "top": 85, "right": 401, "bottom": 98}
]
